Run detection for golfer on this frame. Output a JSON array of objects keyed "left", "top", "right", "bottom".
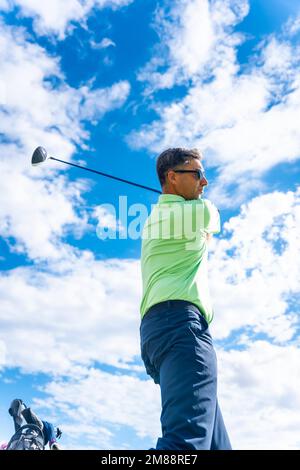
[{"left": 140, "top": 148, "right": 231, "bottom": 450}]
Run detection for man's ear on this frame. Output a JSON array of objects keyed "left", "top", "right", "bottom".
[{"left": 167, "top": 170, "right": 177, "bottom": 185}]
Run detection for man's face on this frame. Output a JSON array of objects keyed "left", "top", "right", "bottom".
[{"left": 166, "top": 159, "right": 208, "bottom": 200}]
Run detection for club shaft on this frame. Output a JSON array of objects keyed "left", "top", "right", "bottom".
[{"left": 50, "top": 157, "right": 161, "bottom": 194}]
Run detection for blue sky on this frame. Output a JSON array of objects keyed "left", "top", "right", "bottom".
[{"left": 0, "top": 0, "right": 300, "bottom": 450}]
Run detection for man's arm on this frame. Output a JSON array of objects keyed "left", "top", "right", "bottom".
[{"left": 203, "top": 200, "right": 220, "bottom": 242}]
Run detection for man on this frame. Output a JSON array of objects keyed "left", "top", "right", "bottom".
[{"left": 140, "top": 148, "right": 231, "bottom": 450}]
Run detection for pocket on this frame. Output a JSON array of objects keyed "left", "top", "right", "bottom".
[
  {"left": 141, "top": 345, "right": 160, "bottom": 384},
  {"left": 188, "top": 315, "right": 209, "bottom": 337}
]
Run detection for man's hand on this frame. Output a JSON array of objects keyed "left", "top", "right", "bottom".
[{"left": 206, "top": 233, "right": 213, "bottom": 244}]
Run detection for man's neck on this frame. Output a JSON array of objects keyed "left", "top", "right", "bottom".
[{"left": 162, "top": 187, "right": 179, "bottom": 196}]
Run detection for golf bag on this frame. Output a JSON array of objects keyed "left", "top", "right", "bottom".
[
  {"left": 7, "top": 398, "right": 62, "bottom": 450},
  {"left": 6, "top": 424, "right": 45, "bottom": 450}
]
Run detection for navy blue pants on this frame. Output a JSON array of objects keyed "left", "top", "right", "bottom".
[{"left": 140, "top": 300, "right": 232, "bottom": 450}]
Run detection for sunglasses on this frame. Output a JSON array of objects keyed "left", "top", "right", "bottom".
[{"left": 173, "top": 169, "right": 205, "bottom": 180}]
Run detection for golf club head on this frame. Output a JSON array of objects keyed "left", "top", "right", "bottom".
[{"left": 31, "top": 146, "right": 49, "bottom": 166}]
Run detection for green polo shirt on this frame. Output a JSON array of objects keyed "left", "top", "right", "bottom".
[{"left": 140, "top": 194, "right": 220, "bottom": 324}]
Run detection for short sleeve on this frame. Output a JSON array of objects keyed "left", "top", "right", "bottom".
[{"left": 203, "top": 199, "right": 220, "bottom": 234}]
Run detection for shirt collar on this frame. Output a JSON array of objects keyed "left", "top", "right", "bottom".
[{"left": 158, "top": 194, "right": 186, "bottom": 203}]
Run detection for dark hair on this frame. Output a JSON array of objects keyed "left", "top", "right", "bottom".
[{"left": 156, "top": 148, "right": 203, "bottom": 186}]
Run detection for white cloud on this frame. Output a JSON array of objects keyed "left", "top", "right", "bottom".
[
  {"left": 0, "top": 0, "right": 9, "bottom": 9},
  {"left": 0, "top": 341, "right": 6, "bottom": 369},
  {"left": 130, "top": 0, "right": 300, "bottom": 208},
  {"left": 93, "top": 205, "right": 126, "bottom": 236},
  {"left": 4, "top": 0, "right": 134, "bottom": 39},
  {"left": 23, "top": 339, "right": 300, "bottom": 449},
  {"left": 0, "top": 258, "right": 142, "bottom": 374},
  {"left": 137, "top": 0, "right": 249, "bottom": 91},
  {"left": 95, "top": 0, "right": 132, "bottom": 8},
  {"left": 218, "top": 341, "right": 300, "bottom": 449},
  {"left": 90, "top": 37, "right": 116, "bottom": 49},
  {"left": 0, "top": 251, "right": 159, "bottom": 449},
  {"left": 260, "top": 37, "right": 293, "bottom": 76},
  {"left": 14, "top": 337, "right": 300, "bottom": 450},
  {"left": 0, "top": 21, "right": 130, "bottom": 261},
  {"left": 0, "top": 155, "right": 90, "bottom": 261},
  {"left": 80, "top": 81, "right": 130, "bottom": 121},
  {"left": 0, "top": 21, "right": 129, "bottom": 152},
  {"left": 284, "top": 12, "right": 300, "bottom": 36},
  {"left": 0, "top": 21, "right": 130, "bottom": 153},
  {"left": 33, "top": 368, "right": 160, "bottom": 449},
  {"left": 209, "top": 187, "right": 300, "bottom": 341},
  {"left": 0, "top": 23, "right": 81, "bottom": 155}
]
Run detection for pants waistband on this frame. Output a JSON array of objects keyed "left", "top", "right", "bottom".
[{"left": 145, "top": 300, "right": 201, "bottom": 317}]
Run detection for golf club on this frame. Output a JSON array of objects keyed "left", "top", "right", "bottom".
[{"left": 31, "top": 146, "right": 161, "bottom": 194}]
